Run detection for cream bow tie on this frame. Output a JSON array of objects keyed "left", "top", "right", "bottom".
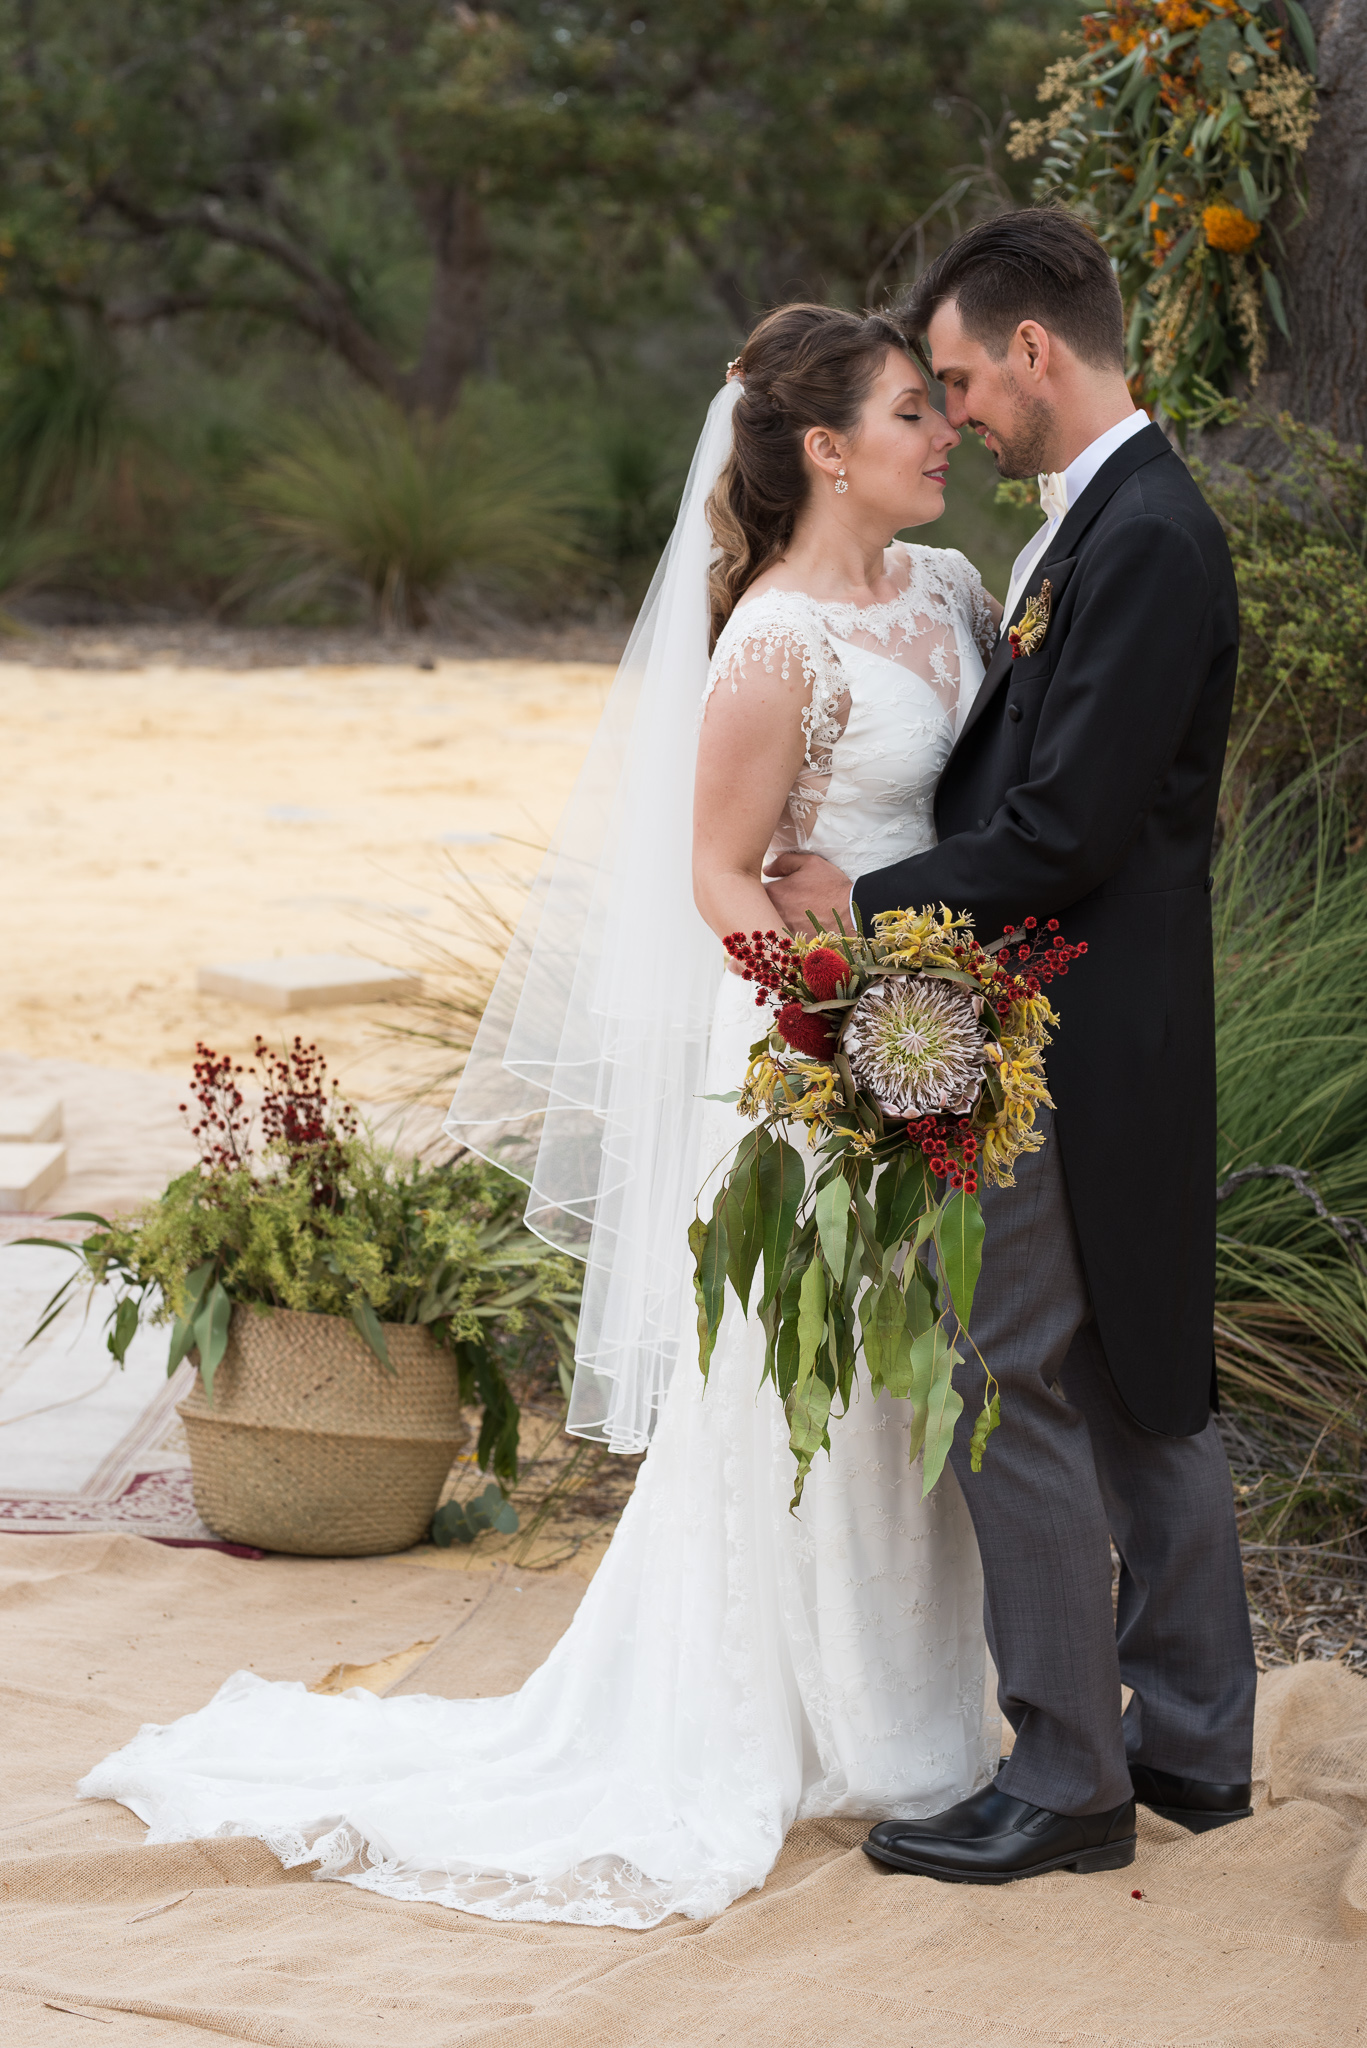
[{"left": 1038, "top": 471, "right": 1069, "bottom": 524}]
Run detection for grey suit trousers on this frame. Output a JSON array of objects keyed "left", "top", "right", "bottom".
[{"left": 946, "top": 1108, "right": 1258, "bottom": 1815}]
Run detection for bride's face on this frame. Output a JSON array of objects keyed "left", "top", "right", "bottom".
[{"left": 807, "top": 349, "right": 960, "bottom": 532}]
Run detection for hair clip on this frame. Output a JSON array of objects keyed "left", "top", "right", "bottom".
[{"left": 725, "top": 357, "right": 745, "bottom": 383}]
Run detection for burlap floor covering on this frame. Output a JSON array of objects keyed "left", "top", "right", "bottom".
[{"left": 1, "top": 1534, "right": 1363, "bottom": 2047}]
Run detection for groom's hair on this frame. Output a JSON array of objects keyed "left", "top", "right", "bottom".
[{"left": 898, "top": 209, "right": 1124, "bottom": 372}]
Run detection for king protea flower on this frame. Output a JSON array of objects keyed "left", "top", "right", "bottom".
[{"left": 841, "top": 975, "right": 985, "bottom": 1119}]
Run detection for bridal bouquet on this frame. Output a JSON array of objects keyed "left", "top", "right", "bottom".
[{"left": 690, "top": 906, "right": 1086, "bottom": 1506}]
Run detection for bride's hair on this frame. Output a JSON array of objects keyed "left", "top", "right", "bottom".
[{"left": 706, "top": 302, "right": 908, "bottom": 650}]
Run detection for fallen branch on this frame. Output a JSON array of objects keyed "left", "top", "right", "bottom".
[{"left": 1215, "top": 1163, "right": 1367, "bottom": 1267}]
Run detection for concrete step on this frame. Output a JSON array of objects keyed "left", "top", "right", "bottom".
[
  {"left": 196, "top": 954, "right": 422, "bottom": 1013},
  {"left": 0, "top": 1142, "right": 68, "bottom": 1213},
  {"left": 0, "top": 1096, "right": 63, "bottom": 1144}
]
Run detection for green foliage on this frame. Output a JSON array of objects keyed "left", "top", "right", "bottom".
[
  {"left": 1199, "top": 415, "right": 1367, "bottom": 780},
  {"left": 0, "top": 0, "right": 1075, "bottom": 617},
  {"left": 24, "top": 1147, "right": 581, "bottom": 1490},
  {"left": 431, "top": 1482, "right": 519, "bottom": 1546},
  {"left": 238, "top": 389, "right": 586, "bottom": 628},
  {"left": 693, "top": 1131, "right": 993, "bottom": 1509},
  {"left": 1007, "top": 0, "right": 1318, "bottom": 422},
  {"left": 0, "top": 0, "right": 1056, "bottom": 394},
  {"left": 1212, "top": 772, "right": 1367, "bottom": 1429}
]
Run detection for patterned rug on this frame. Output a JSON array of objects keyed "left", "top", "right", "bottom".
[{"left": 0, "top": 1217, "right": 259, "bottom": 1554}]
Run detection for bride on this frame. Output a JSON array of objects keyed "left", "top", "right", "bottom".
[{"left": 80, "top": 303, "right": 1005, "bottom": 1930}]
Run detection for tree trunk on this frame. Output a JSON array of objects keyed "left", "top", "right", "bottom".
[
  {"left": 401, "top": 182, "right": 491, "bottom": 419},
  {"left": 1203, "top": 0, "right": 1367, "bottom": 464}
]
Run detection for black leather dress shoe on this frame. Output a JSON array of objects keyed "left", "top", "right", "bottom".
[
  {"left": 862, "top": 1783, "right": 1136, "bottom": 1885},
  {"left": 1129, "top": 1763, "right": 1252, "bottom": 1832}
]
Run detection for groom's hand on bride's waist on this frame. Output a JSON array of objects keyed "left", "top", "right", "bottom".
[{"left": 763, "top": 851, "right": 856, "bottom": 934}]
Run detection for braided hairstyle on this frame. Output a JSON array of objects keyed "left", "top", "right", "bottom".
[{"left": 706, "top": 302, "right": 909, "bottom": 651}]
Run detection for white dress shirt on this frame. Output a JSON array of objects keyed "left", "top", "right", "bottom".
[{"left": 1000, "top": 409, "right": 1151, "bottom": 633}]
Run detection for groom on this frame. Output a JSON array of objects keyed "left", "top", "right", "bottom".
[{"left": 767, "top": 208, "right": 1258, "bottom": 1883}]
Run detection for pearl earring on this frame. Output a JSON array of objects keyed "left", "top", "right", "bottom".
[{"left": 835, "top": 468, "right": 848, "bottom": 495}]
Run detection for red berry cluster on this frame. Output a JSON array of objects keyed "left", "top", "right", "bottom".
[
  {"left": 906, "top": 1114, "right": 979, "bottom": 1194},
  {"left": 256, "top": 1036, "right": 356, "bottom": 1208},
  {"left": 179, "top": 1045, "right": 254, "bottom": 1172},
  {"left": 998, "top": 917, "right": 1089, "bottom": 998},
  {"left": 724, "top": 928, "right": 798, "bottom": 1008},
  {"left": 179, "top": 1037, "right": 357, "bottom": 1206}
]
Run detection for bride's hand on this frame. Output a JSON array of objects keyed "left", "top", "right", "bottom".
[{"left": 763, "top": 850, "right": 855, "bottom": 934}]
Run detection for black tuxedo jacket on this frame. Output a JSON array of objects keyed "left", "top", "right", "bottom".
[{"left": 853, "top": 423, "right": 1238, "bottom": 1435}]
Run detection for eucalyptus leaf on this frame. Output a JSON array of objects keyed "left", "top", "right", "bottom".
[
  {"left": 796, "top": 1256, "right": 827, "bottom": 1383},
  {"left": 881, "top": 1154, "right": 936, "bottom": 1267},
  {"left": 774, "top": 1262, "right": 805, "bottom": 1401},
  {"left": 1237, "top": 166, "right": 1265, "bottom": 218},
  {"left": 859, "top": 1275, "right": 915, "bottom": 1401},
  {"left": 1284, "top": 0, "right": 1317, "bottom": 69},
  {"left": 192, "top": 1281, "right": 233, "bottom": 1406},
  {"left": 938, "top": 1191, "right": 986, "bottom": 1334},
  {"left": 905, "top": 1319, "right": 943, "bottom": 1464},
  {"left": 970, "top": 1392, "right": 1002, "bottom": 1474},
  {"left": 903, "top": 1254, "right": 938, "bottom": 1342},
  {"left": 814, "top": 1174, "right": 852, "bottom": 1289},
  {"left": 757, "top": 1136, "right": 805, "bottom": 1315},
  {"left": 351, "top": 1294, "right": 394, "bottom": 1373},
  {"left": 920, "top": 1326, "right": 965, "bottom": 1497},
  {"left": 107, "top": 1295, "right": 140, "bottom": 1366},
  {"left": 785, "top": 1366, "right": 833, "bottom": 1512},
  {"left": 722, "top": 1134, "right": 766, "bottom": 1315},
  {"left": 689, "top": 1211, "right": 728, "bottom": 1380},
  {"left": 1263, "top": 265, "right": 1291, "bottom": 338}
]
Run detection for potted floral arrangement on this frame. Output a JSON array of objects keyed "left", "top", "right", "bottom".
[{"left": 23, "top": 1039, "right": 580, "bottom": 1556}]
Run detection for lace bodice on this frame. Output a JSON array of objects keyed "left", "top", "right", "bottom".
[{"left": 703, "top": 542, "right": 993, "bottom": 874}]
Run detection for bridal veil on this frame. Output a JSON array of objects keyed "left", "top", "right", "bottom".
[{"left": 445, "top": 384, "right": 742, "bottom": 1452}]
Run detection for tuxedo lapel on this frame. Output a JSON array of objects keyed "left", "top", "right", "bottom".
[
  {"left": 1041, "top": 420, "right": 1172, "bottom": 569},
  {"left": 946, "top": 423, "right": 1175, "bottom": 765}
]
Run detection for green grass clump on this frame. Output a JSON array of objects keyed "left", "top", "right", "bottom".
[
  {"left": 239, "top": 391, "right": 585, "bottom": 628},
  {"left": 1212, "top": 771, "right": 1367, "bottom": 1449}
]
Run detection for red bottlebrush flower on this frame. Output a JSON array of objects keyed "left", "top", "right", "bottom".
[
  {"left": 802, "top": 946, "right": 853, "bottom": 1001},
  {"left": 775, "top": 1003, "right": 837, "bottom": 1058}
]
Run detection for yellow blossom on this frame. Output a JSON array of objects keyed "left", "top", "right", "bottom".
[{"left": 1203, "top": 203, "right": 1260, "bottom": 254}]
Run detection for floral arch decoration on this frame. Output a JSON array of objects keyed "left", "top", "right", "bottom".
[{"left": 1007, "top": 0, "right": 1319, "bottom": 429}]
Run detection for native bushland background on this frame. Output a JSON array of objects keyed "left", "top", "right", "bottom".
[{"left": 0, "top": 0, "right": 1067, "bottom": 621}]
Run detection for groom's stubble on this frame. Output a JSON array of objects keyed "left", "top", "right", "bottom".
[{"left": 981, "top": 370, "right": 1056, "bottom": 481}]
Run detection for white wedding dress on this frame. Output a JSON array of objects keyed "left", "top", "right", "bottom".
[{"left": 80, "top": 541, "right": 998, "bottom": 1931}]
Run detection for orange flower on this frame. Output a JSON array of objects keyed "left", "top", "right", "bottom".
[{"left": 1203, "top": 203, "right": 1260, "bottom": 253}]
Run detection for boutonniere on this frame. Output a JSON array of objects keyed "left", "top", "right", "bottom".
[{"left": 1008, "top": 578, "right": 1052, "bottom": 660}]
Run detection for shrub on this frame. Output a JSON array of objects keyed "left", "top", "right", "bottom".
[
  {"left": 1199, "top": 416, "right": 1367, "bottom": 789},
  {"left": 238, "top": 389, "right": 587, "bottom": 628}
]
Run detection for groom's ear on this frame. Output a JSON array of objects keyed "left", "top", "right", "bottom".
[{"left": 1012, "top": 321, "right": 1052, "bottom": 385}]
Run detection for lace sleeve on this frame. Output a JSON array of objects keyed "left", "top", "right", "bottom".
[
  {"left": 702, "top": 593, "right": 846, "bottom": 770},
  {"left": 930, "top": 547, "right": 996, "bottom": 666}
]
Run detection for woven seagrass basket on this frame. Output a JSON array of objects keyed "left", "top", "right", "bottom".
[{"left": 178, "top": 1305, "right": 468, "bottom": 1555}]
